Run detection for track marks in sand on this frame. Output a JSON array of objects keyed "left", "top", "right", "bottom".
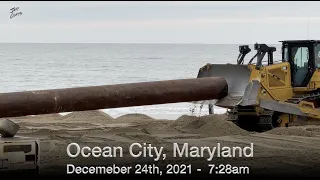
[
  {"left": 265, "top": 127, "right": 318, "bottom": 137},
  {"left": 306, "top": 126, "right": 320, "bottom": 133},
  {"left": 209, "top": 133, "right": 320, "bottom": 153},
  {"left": 205, "top": 135, "right": 320, "bottom": 153},
  {"left": 252, "top": 133, "right": 320, "bottom": 146},
  {"left": 116, "top": 133, "right": 166, "bottom": 144}
]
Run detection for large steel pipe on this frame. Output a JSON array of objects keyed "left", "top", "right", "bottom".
[{"left": 0, "top": 77, "right": 227, "bottom": 118}]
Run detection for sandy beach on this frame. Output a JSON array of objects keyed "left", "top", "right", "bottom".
[{"left": 4, "top": 110, "right": 320, "bottom": 177}]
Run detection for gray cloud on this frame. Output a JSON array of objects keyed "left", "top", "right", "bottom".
[{"left": 0, "top": 1, "right": 319, "bottom": 43}]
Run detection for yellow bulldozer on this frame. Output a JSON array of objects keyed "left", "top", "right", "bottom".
[{"left": 198, "top": 40, "right": 320, "bottom": 132}]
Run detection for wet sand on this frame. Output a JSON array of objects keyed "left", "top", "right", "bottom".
[{"left": 4, "top": 110, "right": 320, "bottom": 177}]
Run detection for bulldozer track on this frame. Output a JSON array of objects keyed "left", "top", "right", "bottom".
[
  {"left": 258, "top": 110, "right": 275, "bottom": 132},
  {"left": 226, "top": 107, "right": 274, "bottom": 132},
  {"left": 223, "top": 92, "right": 320, "bottom": 132}
]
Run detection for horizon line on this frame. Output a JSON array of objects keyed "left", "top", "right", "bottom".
[{"left": 0, "top": 42, "right": 282, "bottom": 44}]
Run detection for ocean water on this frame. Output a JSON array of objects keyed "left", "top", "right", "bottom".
[{"left": 0, "top": 43, "right": 282, "bottom": 119}]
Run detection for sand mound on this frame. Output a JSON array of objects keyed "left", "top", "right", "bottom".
[
  {"left": 31, "top": 114, "right": 62, "bottom": 119},
  {"left": 265, "top": 127, "right": 317, "bottom": 137},
  {"left": 107, "top": 127, "right": 147, "bottom": 134},
  {"left": 167, "top": 115, "right": 199, "bottom": 129},
  {"left": 115, "top": 113, "right": 154, "bottom": 123},
  {"left": 59, "top": 110, "right": 113, "bottom": 121},
  {"left": 167, "top": 114, "right": 249, "bottom": 137},
  {"left": 30, "top": 129, "right": 71, "bottom": 136}
]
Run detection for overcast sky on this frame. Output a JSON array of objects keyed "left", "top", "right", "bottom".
[{"left": 0, "top": 1, "right": 320, "bottom": 43}]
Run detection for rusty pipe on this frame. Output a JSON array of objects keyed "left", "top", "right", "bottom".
[{"left": 0, "top": 77, "right": 227, "bottom": 118}]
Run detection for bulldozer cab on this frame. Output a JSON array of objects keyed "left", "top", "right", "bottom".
[{"left": 281, "top": 40, "right": 320, "bottom": 87}]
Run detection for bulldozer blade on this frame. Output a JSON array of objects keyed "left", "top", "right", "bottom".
[
  {"left": 260, "top": 99, "right": 306, "bottom": 116},
  {"left": 197, "top": 63, "right": 251, "bottom": 108},
  {"left": 239, "top": 80, "right": 260, "bottom": 106}
]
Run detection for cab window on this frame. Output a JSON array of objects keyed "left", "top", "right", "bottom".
[
  {"left": 315, "top": 44, "right": 320, "bottom": 68},
  {"left": 291, "top": 46, "right": 309, "bottom": 86},
  {"left": 283, "top": 46, "right": 289, "bottom": 61}
]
